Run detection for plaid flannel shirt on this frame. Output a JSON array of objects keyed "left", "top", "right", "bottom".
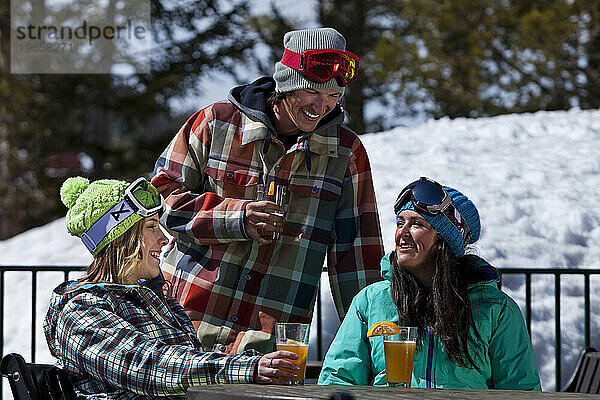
[
  {"left": 152, "top": 77, "right": 384, "bottom": 353},
  {"left": 43, "top": 281, "right": 260, "bottom": 399}
]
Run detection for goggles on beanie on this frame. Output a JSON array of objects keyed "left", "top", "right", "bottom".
[
  {"left": 280, "top": 48, "right": 359, "bottom": 87},
  {"left": 394, "top": 177, "right": 472, "bottom": 244},
  {"left": 80, "top": 177, "right": 163, "bottom": 253}
]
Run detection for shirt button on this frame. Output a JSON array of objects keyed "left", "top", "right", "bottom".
[
  {"left": 311, "top": 186, "right": 319, "bottom": 193},
  {"left": 219, "top": 344, "right": 226, "bottom": 352},
  {"left": 244, "top": 274, "right": 251, "bottom": 281},
  {"left": 232, "top": 315, "right": 238, "bottom": 322},
  {"left": 226, "top": 172, "right": 234, "bottom": 179},
  {"left": 275, "top": 165, "right": 281, "bottom": 172}
]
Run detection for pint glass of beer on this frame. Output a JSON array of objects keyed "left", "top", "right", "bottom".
[
  {"left": 274, "top": 322, "right": 310, "bottom": 384},
  {"left": 255, "top": 182, "right": 287, "bottom": 240},
  {"left": 383, "top": 326, "right": 417, "bottom": 387}
]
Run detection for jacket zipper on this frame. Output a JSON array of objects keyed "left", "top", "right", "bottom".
[{"left": 426, "top": 328, "right": 434, "bottom": 388}]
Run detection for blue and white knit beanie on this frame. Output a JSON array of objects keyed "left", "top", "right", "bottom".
[
  {"left": 397, "top": 186, "right": 481, "bottom": 258},
  {"left": 273, "top": 27, "right": 346, "bottom": 95}
]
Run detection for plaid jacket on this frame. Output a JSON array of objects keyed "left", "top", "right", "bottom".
[
  {"left": 152, "top": 77, "right": 384, "bottom": 353},
  {"left": 44, "top": 280, "right": 260, "bottom": 399}
]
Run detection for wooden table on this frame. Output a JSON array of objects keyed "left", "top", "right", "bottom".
[{"left": 187, "top": 384, "right": 600, "bottom": 399}]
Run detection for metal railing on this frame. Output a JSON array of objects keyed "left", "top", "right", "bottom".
[
  {"left": 312, "top": 267, "right": 600, "bottom": 391},
  {"left": 1, "top": 265, "right": 599, "bottom": 395},
  {"left": 0, "top": 266, "right": 84, "bottom": 368},
  {"left": 493, "top": 268, "right": 600, "bottom": 390}
]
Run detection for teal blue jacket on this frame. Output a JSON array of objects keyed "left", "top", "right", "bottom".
[{"left": 318, "top": 252, "right": 541, "bottom": 390}]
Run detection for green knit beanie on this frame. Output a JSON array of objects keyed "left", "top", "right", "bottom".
[{"left": 60, "top": 177, "right": 143, "bottom": 256}]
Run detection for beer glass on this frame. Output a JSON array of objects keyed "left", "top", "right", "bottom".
[
  {"left": 383, "top": 326, "right": 417, "bottom": 387},
  {"left": 274, "top": 322, "right": 310, "bottom": 384},
  {"left": 255, "top": 182, "right": 287, "bottom": 240}
]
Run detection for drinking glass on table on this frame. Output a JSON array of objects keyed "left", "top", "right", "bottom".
[
  {"left": 383, "top": 326, "right": 417, "bottom": 387},
  {"left": 274, "top": 322, "right": 310, "bottom": 385}
]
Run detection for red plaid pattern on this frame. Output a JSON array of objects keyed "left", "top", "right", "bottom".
[{"left": 153, "top": 81, "right": 384, "bottom": 353}]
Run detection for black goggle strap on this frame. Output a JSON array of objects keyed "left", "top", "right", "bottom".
[
  {"left": 80, "top": 198, "right": 136, "bottom": 253},
  {"left": 393, "top": 188, "right": 412, "bottom": 214}
]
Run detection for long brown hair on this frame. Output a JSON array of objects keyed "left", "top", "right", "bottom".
[
  {"left": 390, "top": 237, "right": 483, "bottom": 371},
  {"left": 79, "top": 218, "right": 145, "bottom": 285}
]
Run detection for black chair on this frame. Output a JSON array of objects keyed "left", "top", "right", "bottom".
[
  {"left": 305, "top": 360, "right": 323, "bottom": 380},
  {"left": 0, "top": 353, "right": 76, "bottom": 400},
  {"left": 561, "top": 346, "right": 600, "bottom": 393}
]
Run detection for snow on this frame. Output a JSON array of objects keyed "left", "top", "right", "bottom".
[{"left": 1, "top": 107, "right": 599, "bottom": 393}]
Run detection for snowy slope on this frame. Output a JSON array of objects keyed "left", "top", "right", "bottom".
[{"left": 1, "top": 108, "right": 599, "bottom": 392}]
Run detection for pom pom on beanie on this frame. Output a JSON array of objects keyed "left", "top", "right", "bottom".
[{"left": 60, "top": 177, "right": 90, "bottom": 209}]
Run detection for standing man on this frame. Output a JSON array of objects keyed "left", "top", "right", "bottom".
[{"left": 152, "top": 27, "right": 384, "bottom": 354}]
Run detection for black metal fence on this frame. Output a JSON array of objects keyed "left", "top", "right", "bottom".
[
  {"left": 495, "top": 268, "right": 599, "bottom": 390},
  {"left": 1, "top": 265, "right": 599, "bottom": 397}
]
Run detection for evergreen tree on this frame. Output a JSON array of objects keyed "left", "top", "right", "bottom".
[
  {"left": 244, "top": 1, "right": 297, "bottom": 77},
  {"left": 372, "top": 0, "right": 600, "bottom": 118},
  {"left": 0, "top": 0, "right": 254, "bottom": 239}
]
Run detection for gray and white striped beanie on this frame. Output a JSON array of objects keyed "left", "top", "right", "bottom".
[{"left": 273, "top": 27, "right": 346, "bottom": 95}]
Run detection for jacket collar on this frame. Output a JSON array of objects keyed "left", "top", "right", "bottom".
[
  {"left": 230, "top": 76, "right": 343, "bottom": 157},
  {"left": 239, "top": 114, "right": 270, "bottom": 146},
  {"left": 239, "top": 114, "right": 341, "bottom": 157}
]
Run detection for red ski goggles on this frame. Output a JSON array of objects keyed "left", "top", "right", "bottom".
[{"left": 280, "top": 48, "right": 359, "bottom": 87}]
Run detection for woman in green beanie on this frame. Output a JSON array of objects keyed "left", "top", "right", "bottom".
[{"left": 44, "top": 177, "right": 300, "bottom": 399}]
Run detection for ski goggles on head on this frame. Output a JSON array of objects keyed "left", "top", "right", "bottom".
[
  {"left": 281, "top": 48, "right": 359, "bottom": 87},
  {"left": 124, "top": 177, "right": 163, "bottom": 217},
  {"left": 394, "top": 177, "right": 472, "bottom": 243},
  {"left": 80, "top": 177, "right": 163, "bottom": 253}
]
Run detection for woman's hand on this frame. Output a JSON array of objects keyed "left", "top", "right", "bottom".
[{"left": 254, "top": 350, "right": 300, "bottom": 384}]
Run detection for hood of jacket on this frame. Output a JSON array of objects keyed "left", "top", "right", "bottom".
[
  {"left": 227, "top": 76, "right": 345, "bottom": 136},
  {"left": 379, "top": 251, "right": 499, "bottom": 287},
  {"left": 43, "top": 277, "right": 165, "bottom": 357}
]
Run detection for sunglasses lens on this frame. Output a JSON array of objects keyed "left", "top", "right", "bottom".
[{"left": 409, "top": 180, "right": 446, "bottom": 206}]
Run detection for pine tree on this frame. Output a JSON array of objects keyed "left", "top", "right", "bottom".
[
  {"left": 0, "top": 0, "right": 255, "bottom": 239},
  {"left": 372, "top": 0, "right": 600, "bottom": 118}
]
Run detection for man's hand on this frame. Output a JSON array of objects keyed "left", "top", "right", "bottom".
[{"left": 244, "top": 201, "right": 285, "bottom": 244}]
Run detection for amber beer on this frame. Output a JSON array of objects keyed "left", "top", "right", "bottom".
[
  {"left": 383, "top": 326, "right": 417, "bottom": 387},
  {"left": 275, "top": 342, "right": 309, "bottom": 381},
  {"left": 274, "top": 322, "right": 310, "bottom": 384},
  {"left": 256, "top": 182, "right": 287, "bottom": 240},
  {"left": 384, "top": 340, "right": 416, "bottom": 385}
]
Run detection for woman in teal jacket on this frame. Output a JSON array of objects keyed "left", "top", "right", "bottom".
[{"left": 318, "top": 177, "right": 541, "bottom": 390}]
